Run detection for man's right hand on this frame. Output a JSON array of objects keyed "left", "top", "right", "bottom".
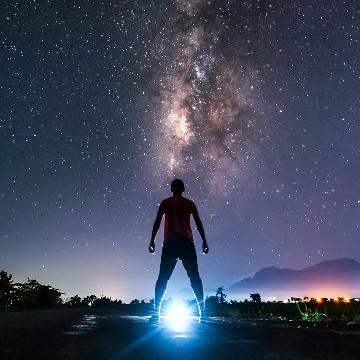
[
  {"left": 202, "top": 242, "right": 209, "bottom": 254},
  {"left": 149, "top": 242, "right": 155, "bottom": 254}
]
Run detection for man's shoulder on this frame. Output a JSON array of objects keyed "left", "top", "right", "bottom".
[
  {"left": 159, "top": 197, "right": 173, "bottom": 207},
  {"left": 181, "top": 196, "right": 195, "bottom": 203},
  {"left": 181, "top": 196, "right": 197, "bottom": 209}
]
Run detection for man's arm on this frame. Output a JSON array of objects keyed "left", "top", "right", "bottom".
[
  {"left": 193, "top": 208, "right": 209, "bottom": 254},
  {"left": 149, "top": 203, "right": 164, "bottom": 253}
]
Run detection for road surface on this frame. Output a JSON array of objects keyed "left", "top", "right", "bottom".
[{"left": 1, "top": 309, "right": 359, "bottom": 359}]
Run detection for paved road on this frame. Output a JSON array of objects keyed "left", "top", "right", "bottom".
[{"left": 1, "top": 310, "right": 360, "bottom": 359}]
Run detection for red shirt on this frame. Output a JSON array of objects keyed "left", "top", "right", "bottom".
[{"left": 158, "top": 195, "right": 198, "bottom": 244}]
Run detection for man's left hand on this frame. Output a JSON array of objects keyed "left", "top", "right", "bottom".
[{"left": 149, "top": 242, "right": 155, "bottom": 254}]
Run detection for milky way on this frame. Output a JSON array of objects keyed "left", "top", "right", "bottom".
[{"left": 151, "top": 0, "right": 265, "bottom": 192}]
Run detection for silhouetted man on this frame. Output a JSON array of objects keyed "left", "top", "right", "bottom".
[{"left": 149, "top": 179, "right": 209, "bottom": 320}]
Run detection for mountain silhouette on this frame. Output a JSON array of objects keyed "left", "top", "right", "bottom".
[{"left": 228, "top": 258, "right": 360, "bottom": 299}]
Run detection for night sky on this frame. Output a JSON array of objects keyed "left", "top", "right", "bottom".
[{"left": 1, "top": 0, "right": 359, "bottom": 302}]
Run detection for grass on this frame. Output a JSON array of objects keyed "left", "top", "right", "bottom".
[{"left": 205, "top": 299, "right": 360, "bottom": 324}]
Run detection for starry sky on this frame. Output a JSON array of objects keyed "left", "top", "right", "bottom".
[{"left": 1, "top": 0, "right": 359, "bottom": 302}]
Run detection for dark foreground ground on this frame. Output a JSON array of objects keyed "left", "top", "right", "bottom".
[{"left": 1, "top": 308, "right": 360, "bottom": 360}]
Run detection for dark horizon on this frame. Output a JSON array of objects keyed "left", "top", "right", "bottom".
[{"left": 4, "top": 257, "right": 360, "bottom": 303}]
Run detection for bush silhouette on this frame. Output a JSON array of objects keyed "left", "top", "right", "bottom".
[{"left": 12, "top": 279, "right": 63, "bottom": 309}]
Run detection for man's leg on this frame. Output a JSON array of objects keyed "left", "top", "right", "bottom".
[
  {"left": 182, "top": 250, "right": 205, "bottom": 318},
  {"left": 155, "top": 253, "right": 177, "bottom": 317}
]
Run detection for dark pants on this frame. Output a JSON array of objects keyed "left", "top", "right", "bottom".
[{"left": 155, "top": 237, "right": 204, "bottom": 314}]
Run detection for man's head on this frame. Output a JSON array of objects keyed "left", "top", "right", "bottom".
[{"left": 171, "top": 178, "right": 185, "bottom": 195}]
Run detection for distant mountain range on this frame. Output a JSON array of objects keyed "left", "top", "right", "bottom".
[{"left": 228, "top": 258, "right": 360, "bottom": 300}]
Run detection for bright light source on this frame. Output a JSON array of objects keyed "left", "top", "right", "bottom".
[{"left": 163, "top": 302, "right": 192, "bottom": 332}]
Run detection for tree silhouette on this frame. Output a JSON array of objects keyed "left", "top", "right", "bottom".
[
  {"left": 12, "top": 278, "right": 63, "bottom": 309},
  {"left": 82, "top": 295, "right": 97, "bottom": 306},
  {"left": 93, "top": 296, "right": 113, "bottom": 307},
  {"left": 250, "top": 293, "right": 261, "bottom": 303},
  {"left": 0, "top": 271, "right": 14, "bottom": 311},
  {"left": 65, "top": 295, "right": 82, "bottom": 307},
  {"left": 216, "top": 287, "right": 227, "bottom": 304},
  {"left": 0, "top": 271, "right": 127, "bottom": 311}
]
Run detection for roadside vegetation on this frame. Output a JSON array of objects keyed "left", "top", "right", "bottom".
[
  {"left": 1, "top": 271, "right": 360, "bottom": 325},
  {"left": 205, "top": 288, "right": 360, "bottom": 325}
]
